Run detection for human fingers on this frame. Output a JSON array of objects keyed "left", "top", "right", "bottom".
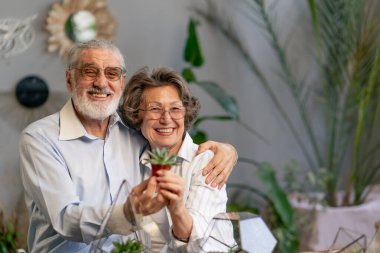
[
  {"left": 160, "top": 188, "right": 182, "bottom": 202},
  {"left": 131, "top": 179, "right": 150, "bottom": 195},
  {"left": 156, "top": 170, "right": 181, "bottom": 183},
  {"left": 139, "top": 193, "right": 167, "bottom": 215},
  {"left": 144, "top": 177, "right": 158, "bottom": 196},
  {"left": 157, "top": 171, "right": 184, "bottom": 191},
  {"left": 159, "top": 182, "right": 183, "bottom": 195}
]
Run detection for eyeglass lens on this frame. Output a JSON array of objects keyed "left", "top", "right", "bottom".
[
  {"left": 79, "top": 66, "right": 123, "bottom": 81},
  {"left": 146, "top": 107, "right": 185, "bottom": 119}
]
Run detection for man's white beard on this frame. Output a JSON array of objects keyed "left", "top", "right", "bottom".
[{"left": 71, "top": 85, "right": 121, "bottom": 121}]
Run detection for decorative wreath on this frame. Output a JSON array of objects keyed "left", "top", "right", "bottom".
[{"left": 46, "top": 0, "right": 117, "bottom": 57}]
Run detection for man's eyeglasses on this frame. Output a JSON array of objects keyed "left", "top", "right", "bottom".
[
  {"left": 72, "top": 66, "right": 125, "bottom": 82},
  {"left": 139, "top": 106, "right": 186, "bottom": 120}
]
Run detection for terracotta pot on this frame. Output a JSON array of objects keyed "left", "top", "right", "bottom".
[{"left": 151, "top": 164, "right": 171, "bottom": 177}]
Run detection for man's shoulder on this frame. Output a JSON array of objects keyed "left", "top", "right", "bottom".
[
  {"left": 22, "top": 112, "right": 59, "bottom": 137},
  {"left": 181, "top": 134, "right": 214, "bottom": 164}
]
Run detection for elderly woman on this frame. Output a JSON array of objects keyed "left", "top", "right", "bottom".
[{"left": 121, "top": 67, "right": 228, "bottom": 251}]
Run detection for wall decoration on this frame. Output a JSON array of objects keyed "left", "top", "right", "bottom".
[
  {"left": 16, "top": 75, "right": 49, "bottom": 108},
  {"left": 0, "top": 75, "right": 68, "bottom": 131},
  {"left": 0, "top": 15, "right": 37, "bottom": 58},
  {"left": 46, "top": 0, "right": 117, "bottom": 57}
]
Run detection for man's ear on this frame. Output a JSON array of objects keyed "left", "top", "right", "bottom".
[
  {"left": 66, "top": 70, "right": 73, "bottom": 92},
  {"left": 120, "top": 75, "right": 126, "bottom": 91}
]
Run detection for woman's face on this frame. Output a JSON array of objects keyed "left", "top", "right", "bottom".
[{"left": 140, "top": 84, "right": 185, "bottom": 155}]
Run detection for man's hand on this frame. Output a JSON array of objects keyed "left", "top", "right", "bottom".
[
  {"left": 197, "top": 141, "right": 238, "bottom": 189},
  {"left": 124, "top": 177, "right": 167, "bottom": 220}
]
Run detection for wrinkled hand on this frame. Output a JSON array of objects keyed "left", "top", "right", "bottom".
[
  {"left": 197, "top": 141, "right": 238, "bottom": 189},
  {"left": 156, "top": 170, "right": 185, "bottom": 214},
  {"left": 124, "top": 177, "right": 167, "bottom": 218}
]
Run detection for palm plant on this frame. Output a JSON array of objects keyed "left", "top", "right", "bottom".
[{"left": 193, "top": 0, "right": 380, "bottom": 207}]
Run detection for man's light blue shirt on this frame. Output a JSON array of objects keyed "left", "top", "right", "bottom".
[{"left": 19, "top": 100, "right": 147, "bottom": 253}]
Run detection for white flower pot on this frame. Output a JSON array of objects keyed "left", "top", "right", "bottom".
[{"left": 290, "top": 186, "right": 380, "bottom": 251}]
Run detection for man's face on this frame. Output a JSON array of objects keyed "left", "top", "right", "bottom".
[{"left": 66, "top": 48, "right": 125, "bottom": 121}]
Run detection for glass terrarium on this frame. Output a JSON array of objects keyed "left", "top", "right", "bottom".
[
  {"left": 89, "top": 180, "right": 152, "bottom": 253},
  {"left": 186, "top": 212, "right": 277, "bottom": 253},
  {"left": 302, "top": 227, "right": 366, "bottom": 253}
]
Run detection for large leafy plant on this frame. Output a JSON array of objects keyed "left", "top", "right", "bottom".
[
  {"left": 193, "top": 0, "right": 380, "bottom": 207},
  {"left": 182, "top": 19, "right": 265, "bottom": 144},
  {"left": 182, "top": 17, "right": 299, "bottom": 253}
]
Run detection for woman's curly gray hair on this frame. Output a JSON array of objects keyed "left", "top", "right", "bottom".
[{"left": 121, "top": 67, "right": 200, "bottom": 130}]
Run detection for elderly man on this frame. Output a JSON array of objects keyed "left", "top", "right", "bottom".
[{"left": 19, "top": 39, "right": 237, "bottom": 253}]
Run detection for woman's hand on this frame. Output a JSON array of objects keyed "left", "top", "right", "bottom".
[
  {"left": 156, "top": 170, "right": 185, "bottom": 214},
  {"left": 197, "top": 141, "right": 238, "bottom": 189},
  {"left": 156, "top": 169, "right": 192, "bottom": 241}
]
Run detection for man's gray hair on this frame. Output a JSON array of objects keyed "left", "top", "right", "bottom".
[{"left": 66, "top": 39, "right": 126, "bottom": 72}]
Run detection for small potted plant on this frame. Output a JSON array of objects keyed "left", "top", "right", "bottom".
[
  {"left": 111, "top": 239, "right": 143, "bottom": 253},
  {"left": 144, "top": 147, "right": 178, "bottom": 177}
]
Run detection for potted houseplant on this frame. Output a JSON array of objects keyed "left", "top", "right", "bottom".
[
  {"left": 194, "top": 0, "right": 380, "bottom": 206},
  {"left": 144, "top": 147, "right": 178, "bottom": 177},
  {"left": 185, "top": 0, "right": 380, "bottom": 251}
]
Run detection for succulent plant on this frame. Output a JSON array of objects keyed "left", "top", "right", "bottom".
[
  {"left": 144, "top": 147, "right": 178, "bottom": 166},
  {"left": 111, "top": 239, "right": 142, "bottom": 253},
  {"left": 143, "top": 147, "right": 179, "bottom": 177}
]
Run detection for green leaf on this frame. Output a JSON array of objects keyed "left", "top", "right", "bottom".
[
  {"left": 144, "top": 147, "right": 178, "bottom": 165},
  {"left": 256, "top": 162, "right": 299, "bottom": 252},
  {"left": 256, "top": 162, "right": 294, "bottom": 229},
  {"left": 181, "top": 67, "right": 197, "bottom": 82},
  {"left": 184, "top": 19, "right": 204, "bottom": 67},
  {"left": 191, "top": 130, "right": 207, "bottom": 144},
  {"left": 195, "top": 81, "right": 239, "bottom": 118},
  {"left": 0, "top": 244, "right": 6, "bottom": 253},
  {"left": 307, "top": 0, "right": 321, "bottom": 52}
]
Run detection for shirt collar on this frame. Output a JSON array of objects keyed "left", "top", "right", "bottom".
[
  {"left": 59, "top": 99, "right": 126, "bottom": 141},
  {"left": 176, "top": 132, "right": 196, "bottom": 162}
]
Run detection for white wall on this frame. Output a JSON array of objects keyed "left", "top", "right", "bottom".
[{"left": 0, "top": 0, "right": 318, "bottom": 218}]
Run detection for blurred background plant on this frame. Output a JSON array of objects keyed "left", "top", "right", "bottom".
[
  {"left": 0, "top": 210, "right": 22, "bottom": 253},
  {"left": 190, "top": 0, "right": 380, "bottom": 208},
  {"left": 181, "top": 18, "right": 299, "bottom": 253},
  {"left": 181, "top": 0, "right": 380, "bottom": 251},
  {"left": 181, "top": 18, "right": 266, "bottom": 145}
]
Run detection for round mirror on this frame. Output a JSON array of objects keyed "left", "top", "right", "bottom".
[
  {"left": 65, "top": 10, "right": 97, "bottom": 42},
  {"left": 46, "top": 0, "right": 116, "bottom": 57}
]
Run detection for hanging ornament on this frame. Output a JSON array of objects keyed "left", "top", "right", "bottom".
[
  {"left": 0, "top": 14, "right": 37, "bottom": 58},
  {"left": 0, "top": 75, "right": 68, "bottom": 131},
  {"left": 15, "top": 75, "right": 49, "bottom": 108}
]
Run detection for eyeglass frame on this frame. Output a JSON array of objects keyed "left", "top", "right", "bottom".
[
  {"left": 138, "top": 106, "right": 186, "bottom": 120},
  {"left": 70, "top": 65, "right": 126, "bottom": 82}
]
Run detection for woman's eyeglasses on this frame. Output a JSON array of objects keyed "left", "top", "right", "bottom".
[{"left": 139, "top": 106, "right": 186, "bottom": 120}]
